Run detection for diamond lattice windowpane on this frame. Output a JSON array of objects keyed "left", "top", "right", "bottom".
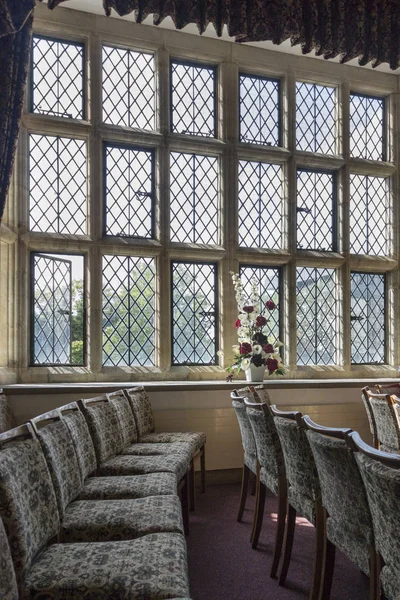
[
  {"left": 31, "top": 36, "right": 84, "bottom": 119},
  {"left": 170, "top": 152, "right": 219, "bottom": 244},
  {"left": 238, "top": 161, "right": 283, "bottom": 249},
  {"left": 351, "top": 273, "right": 385, "bottom": 364},
  {"left": 350, "top": 93, "right": 385, "bottom": 161},
  {"left": 296, "top": 82, "right": 336, "bottom": 154},
  {"left": 240, "top": 266, "right": 281, "bottom": 341},
  {"left": 296, "top": 267, "right": 337, "bottom": 365},
  {"left": 296, "top": 170, "right": 335, "bottom": 251},
  {"left": 171, "top": 61, "right": 216, "bottom": 137},
  {"left": 172, "top": 262, "right": 217, "bottom": 365},
  {"left": 350, "top": 175, "right": 389, "bottom": 256},
  {"left": 102, "top": 256, "right": 155, "bottom": 366},
  {"left": 29, "top": 134, "right": 87, "bottom": 234},
  {"left": 239, "top": 74, "right": 280, "bottom": 146},
  {"left": 32, "top": 254, "right": 72, "bottom": 365},
  {"left": 102, "top": 46, "right": 155, "bottom": 130},
  {"left": 105, "top": 145, "right": 154, "bottom": 238}
]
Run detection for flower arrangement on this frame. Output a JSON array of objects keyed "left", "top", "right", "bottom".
[{"left": 224, "top": 272, "right": 286, "bottom": 379}]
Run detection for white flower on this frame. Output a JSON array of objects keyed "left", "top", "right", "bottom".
[
  {"left": 274, "top": 340, "right": 284, "bottom": 348},
  {"left": 241, "top": 358, "right": 250, "bottom": 370},
  {"left": 252, "top": 344, "right": 262, "bottom": 354},
  {"left": 232, "top": 345, "right": 240, "bottom": 354}
]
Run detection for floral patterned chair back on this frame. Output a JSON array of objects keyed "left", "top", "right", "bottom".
[
  {"left": 124, "top": 386, "right": 156, "bottom": 440},
  {"left": 347, "top": 431, "right": 400, "bottom": 600},
  {"left": 237, "top": 385, "right": 271, "bottom": 405},
  {"left": 0, "top": 390, "right": 16, "bottom": 434},
  {"left": 0, "top": 516, "right": 18, "bottom": 600},
  {"left": 230, "top": 392, "right": 257, "bottom": 471},
  {"left": 60, "top": 402, "right": 97, "bottom": 480},
  {"left": 364, "top": 388, "right": 400, "bottom": 453},
  {"left": 0, "top": 425, "right": 60, "bottom": 587},
  {"left": 106, "top": 390, "right": 138, "bottom": 446},
  {"left": 304, "top": 418, "right": 374, "bottom": 577},
  {"left": 79, "top": 395, "right": 124, "bottom": 464}
]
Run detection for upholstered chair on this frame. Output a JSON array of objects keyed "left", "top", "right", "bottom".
[
  {"left": 0, "top": 516, "right": 18, "bottom": 600},
  {"left": 124, "top": 386, "right": 207, "bottom": 509},
  {"left": 361, "top": 387, "right": 379, "bottom": 449},
  {"left": 31, "top": 409, "right": 185, "bottom": 543},
  {"left": 0, "top": 389, "right": 16, "bottom": 434},
  {"left": 271, "top": 406, "right": 323, "bottom": 599},
  {"left": 245, "top": 398, "right": 286, "bottom": 579},
  {"left": 362, "top": 387, "right": 400, "bottom": 453},
  {"left": 0, "top": 425, "right": 191, "bottom": 599},
  {"left": 303, "top": 417, "right": 376, "bottom": 600},
  {"left": 347, "top": 431, "right": 400, "bottom": 600},
  {"left": 60, "top": 401, "right": 179, "bottom": 502},
  {"left": 230, "top": 390, "right": 258, "bottom": 523}
]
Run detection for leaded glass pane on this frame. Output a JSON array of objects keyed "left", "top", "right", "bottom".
[
  {"left": 170, "top": 152, "right": 219, "bottom": 244},
  {"left": 29, "top": 134, "right": 87, "bottom": 234},
  {"left": 172, "top": 262, "right": 217, "bottom": 365},
  {"left": 171, "top": 61, "right": 216, "bottom": 137},
  {"left": 238, "top": 161, "right": 283, "bottom": 249},
  {"left": 350, "top": 93, "right": 385, "bottom": 161},
  {"left": 297, "top": 170, "right": 335, "bottom": 251},
  {"left": 104, "top": 144, "right": 154, "bottom": 238},
  {"left": 350, "top": 175, "right": 389, "bottom": 256},
  {"left": 102, "top": 256, "right": 155, "bottom": 366},
  {"left": 240, "top": 266, "right": 280, "bottom": 340},
  {"left": 102, "top": 45, "right": 155, "bottom": 130},
  {"left": 351, "top": 272, "right": 385, "bottom": 364},
  {"left": 239, "top": 74, "right": 280, "bottom": 146},
  {"left": 296, "top": 82, "right": 336, "bottom": 154},
  {"left": 296, "top": 267, "right": 337, "bottom": 365},
  {"left": 31, "top": 36, "right": 84, "bottom": 119}
]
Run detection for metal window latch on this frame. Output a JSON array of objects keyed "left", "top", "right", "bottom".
[
  {"left": 135, "top": 191, "right": 151, "bottom": 197},
  {"left": 57, "top": 309, "right": 70, "bottom": 315},
  {"left": 350, "top": 314, "right": 364, "bottom": 321},
  {"left": 296, "top": 206, "right": 312, "bottom": 214},
  {"left": 199, "top": 311, "right": 215, "bottom": 318}
]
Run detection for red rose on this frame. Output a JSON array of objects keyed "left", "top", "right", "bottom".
[
  {"left": 263, "top": 343, "right": 274, "bottom": 354},
  {"left": 256, "top": 315, "right": 267, "bottom": 327},
  {"left": 235, "top": 319, "right": 241, "bottom": 329},
  {"left": 266, "top": 300, "right": 276, "bottom": 311},
  {"left": 240, "top": 342, "right": 252, "bottom": 355},
  {"left": 266, "top": 358, "right": 278, "bottom": 372},
  {"left": 243, "top": 305, "right": 254, "bottom": 313}
]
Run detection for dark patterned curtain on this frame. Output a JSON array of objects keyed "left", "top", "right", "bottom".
[{"left": 0, "top": 1, "right": 34, "bottom": 223}]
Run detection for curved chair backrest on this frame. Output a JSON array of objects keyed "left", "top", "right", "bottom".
[
  {"left": 124, "top": 386, "right": 155, "bottom": 439},
  {"left": 230, "top": 391, "right": 257, "bottom": 460},
  {"left": 59, "top": 402, "right": 97, "bottom": 480},
  {"left": 347, "top": 431, "right": 400, "bottom": 600},
  {"left": 237, "top": 385, "right": 271, "bottom": 405},
  {"left": 0, "top": 389, "right": 16, "bottom": 434},
  {"left": 106, "top": 390, "right": 138, "bottom": 446},
  {"left": 361, "top": 386, "right": 378, "bottom": 448},
  {"left": 271, "top": 406, "right": 320, "bottom": 522},
  {"left": 376, "top": 383, "right": 400, "bottom": 398},
  {"left": 79, "top": 395, "right": 124, "bottom": 463},
  {"left": 363, "top": 388, "right": 400, "bottom": 453},
  {"left": 245, "top": 399, "right": 284, "bottom": 491},
  {"left": 303, "top": 416, "right": 373, "bottom": 574}
]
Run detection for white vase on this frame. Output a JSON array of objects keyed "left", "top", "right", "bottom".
[{"left": 245, "top": 363, "right": 266, "bottom": 383}]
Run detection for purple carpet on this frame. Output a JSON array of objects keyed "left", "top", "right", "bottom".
[{"left": 187, "top": 483, "right": 369, "bottom": 600}]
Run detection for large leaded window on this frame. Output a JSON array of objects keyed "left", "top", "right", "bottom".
[{"left": 17, "top": 22, "right": 397, "bottom": 380}]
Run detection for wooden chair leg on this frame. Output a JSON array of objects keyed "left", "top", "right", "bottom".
[
  {"left": 309, "top": 503, "right": 325, "bottom": 600},
  {"left": 319, "top": 537, "right": 336, "bottom": 600},
  {"left": 251, "top": 481, "right": 266, "bottom": 549},
  {"left": 375, "top": 553, "right": 382, "bottom": 600},
  {"left": 279, "top": 502, "right": 296, "bottom": 586},
  {"left": 180, "top": 473, "right": 190, "bottom": 536},
  {"left": 189, "top": 458, "right": 195, "bottom": 512},
  {"left": 270, "top": 476, "right": 287, "bottom": 579},
  {"left": 200, "top": 446, "right": 206, "bottom": 493},
  {"left": 237, "top": 463, "right": 250, "bottom": 522},
  {"left": 250, "top": 471, "right": 257, "bottom": 496},
  {"left": 250, "top": 463, "right": 260, "bottom": 543},
  {"left": 368, "top": 546, "right": 378, "bottom": 600}
]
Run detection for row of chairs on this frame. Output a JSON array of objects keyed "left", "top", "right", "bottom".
[
  {"left": 0, "top": 386, "right": 206, "bottom": 599},
  {"left": 232, "top": 385, "right": 400, "bottom": 600}
]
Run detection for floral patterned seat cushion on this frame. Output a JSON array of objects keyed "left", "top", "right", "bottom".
[
  {"left": 82, "top": 402, "right": 124, "bottom": 464},
  {"left": 125, "top": 387, "right": 156, "bottom": 438},
  {"left": 232, "top": 400, "right": 257, "bottom": 473},
  {"left": 120, "top": 441, "right": 193, "bottom": 459},
  {"left": 98, "top": 454, "right": 190, "bottom": 483},
  {"left": 306, "top": 431, "right": 373, "bottom": 573},
  {"left": 22, "top": 532, "right": 190, "bottom": 600},
  {"left": 0, "top": 517, "right": 18, "bottom": 600},
  {"left": 0, "top": 392, "right": 16, "bottom": 434},
  {"left": 61, "top": 495, "right": 184, "bottom": 543},
  {"left": 36, "top": 419, "right": 82, "bottom": 518},
  {"left": 246, "top": 406, "right": 284, "bottom": 489},
  {"left": 62, "top": 410, "right": 97, "bottom": 479},
  {"left": 78, "top": 472, "right": 177, "bottom": 500},
  {"left": 0, "top": 438, "right": 60, "bottom": 586},
  {"left": 355, "top": 453, "right": 400, "bottom": 600},
  {"left": 109, "top": 395, "right": 138, "bottom": 446},
  {"left": 140, "top": 432, "right": 206, "bottom": 454}
]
